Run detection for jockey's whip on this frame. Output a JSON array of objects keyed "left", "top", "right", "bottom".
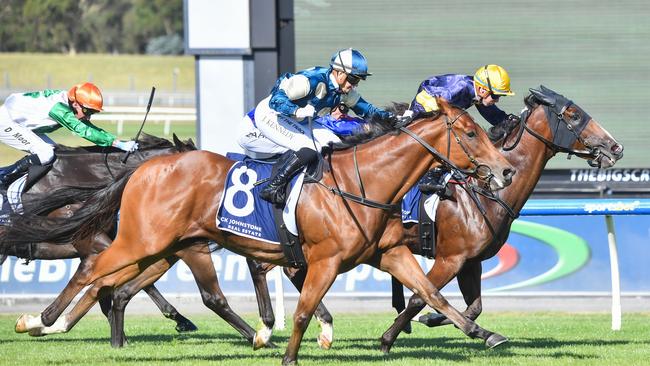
[{"left": 122, "top": 86, "right": 156, "bottom": 163}]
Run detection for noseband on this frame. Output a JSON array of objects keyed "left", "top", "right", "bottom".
[{"left": 503, "top": 101, "right": 598, "bottom": 163}]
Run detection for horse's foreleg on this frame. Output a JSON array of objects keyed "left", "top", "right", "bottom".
[
  {"left": 283, "top": 259, "right": 338, "bottom": 366},
  {"left": 178, "top": 247, "right": 260, "bottom": 347},
  {"left": 284, "top": 266, "right": 334, "bottom": 350},
  {"left": 246, "top": 258, "right": 276, "bottom": 349},
  {"left": 419, "top": 261, "right": 484, "bottom": 327},
  {"left": 377, "top": 246, "right": 506, "bottom": 353}
]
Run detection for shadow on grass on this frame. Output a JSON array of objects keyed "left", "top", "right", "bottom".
[{"left": 5, "top": 332, "right": 650, "bottom": 365}]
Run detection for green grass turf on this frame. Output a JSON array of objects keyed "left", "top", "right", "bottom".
[
  {"left": 1, "top": 312, "right": 649, "bottom": 365},
  {"left": 0, "top": 121, "right": 196, "bottom": 166}
]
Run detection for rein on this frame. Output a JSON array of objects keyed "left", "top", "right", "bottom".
[{"left": 319, "top": 109, "right": 489, "bottom": 211}]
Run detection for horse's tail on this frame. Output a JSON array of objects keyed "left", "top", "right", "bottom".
[{"left": 1, "top": 169, "right": 135, "bottom": 248}]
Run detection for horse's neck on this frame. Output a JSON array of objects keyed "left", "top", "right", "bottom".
[
  {"left": 329, "top": 120, "right": 443, "bottom": 204},
  {"left": 496, "top": 107, "right": 554, "bottom": 212}
]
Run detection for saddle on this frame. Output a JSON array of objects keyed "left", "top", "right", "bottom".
[{"left": 223, "top": 151, "right": 327, "bottom": 268}]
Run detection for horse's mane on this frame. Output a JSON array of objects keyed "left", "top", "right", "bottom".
[
  {"left": 331, "top": 102, "right": 441, "bottom": 150},
  {"left": 54, "top": 133, "right": 174, "bottom": 155},
  {"left": 487, "top": 93, "right": 540, "bottom": 143}
]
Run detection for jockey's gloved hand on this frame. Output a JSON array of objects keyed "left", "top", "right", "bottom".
[
  {"left": 295, "top": 105, "right": 316, "bottom": 119},
  {"left": 114, "top": 140, "right": 139, "bottom": 152},
  {"left": 396, "top": 110, "right": 414, "bottom": 124},
  {"left": 505, "top": 113, "right": 521, "bottom": 124},
  {"left": 375, "top": 109, "right": 393, "bottom": 121}
]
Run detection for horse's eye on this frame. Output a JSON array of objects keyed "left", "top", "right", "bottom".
[
  {"left": 467, "top": 131, "right": 476, "bottom": 138},
  {"left": 571, "top": 112, "right": 581, "bottom": 121}
]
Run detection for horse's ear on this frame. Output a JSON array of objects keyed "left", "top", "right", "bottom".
[
  {"left": 529, "top": 88, "right": 555, "bottom": 106},
  {"left": 187, "top": 138, "right": 197, "bottom": 150},
  {"left": 172, "top": 133, "right": 183, "bottom": 148}
]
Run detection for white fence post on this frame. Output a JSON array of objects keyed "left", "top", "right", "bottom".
[
  {"left": 273, "top": 266, "right": 285, "bottom": 330},
  {"left": 605, "top": 215, "right": 622, "bottom": 331}
]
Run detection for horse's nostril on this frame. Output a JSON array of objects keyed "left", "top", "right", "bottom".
[
  {"left": 503, "top": 168, "right": 516, "bottom": 179},
  {"left": 611, "top": 143, "right": 624, "bottom": 155}
]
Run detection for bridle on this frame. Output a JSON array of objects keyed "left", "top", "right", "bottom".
[
  {"left": 320, "top": 109, "right": 496, "bottom": 211},
  {"left": 502, "top": 98, "right": 601, "bottom": 166}
]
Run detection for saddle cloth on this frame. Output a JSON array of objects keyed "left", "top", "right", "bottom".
[
  {"left": 0, "top": 175, "right": 28, "bottom": 224},
  {"left": 216, "top": 154, "right": 303, "bottom": 244},
  {"left": 401, "top": 171, "right": 452, "bottom": 223}
]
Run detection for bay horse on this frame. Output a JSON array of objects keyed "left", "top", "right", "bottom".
[
  {"left": 1, "top": 133, "right": 199, "bottom": 335},
  {"left": 225, "top": 86, "right": 624, "bottom": 351},
  {"left": 378, "top": 86, "right": 624, "bottom": 350},
  {"left": 3, "top": 99, "right": 516, "bottom": 365},
  {"left": 2, "top": 135, "right": 283, "bottom": 348}
]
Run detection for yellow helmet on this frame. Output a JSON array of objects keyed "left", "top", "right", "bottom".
[
  {"left": 473, "top": 65, "right": 514, "bottom": 96},
  {"left": 68, "top": 82, "right": 103, "bottom": 111}
]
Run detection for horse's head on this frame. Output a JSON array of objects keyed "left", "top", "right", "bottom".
[
  {"left": 526, "top": 85, "right": 623, "bottom": 168},
  {"left": 435, "top": 98, "right": 515, "bottom": 190}
]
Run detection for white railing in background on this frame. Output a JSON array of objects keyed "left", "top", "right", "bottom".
[{"left": 93, "top": 106, "right": 196, "bottom": 136}]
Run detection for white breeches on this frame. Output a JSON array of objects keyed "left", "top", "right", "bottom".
[
  {"left": 247, "top": 96, "right": 341, "bottom": 155},
  {"left": 0, "top": 105, "right": 54, "bottom": 164}
]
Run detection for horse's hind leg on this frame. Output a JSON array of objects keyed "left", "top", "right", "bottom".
[
  {"left": 29, "top": 261, "right": 145, "bottom": 337},
  {"left": 109, "top": 256, "right": 184, "bottom": 347},
  {"left": 419, "top": 261, "right": 484, "bottom": 327},
  {"left": 377, "top": 246, "right": 506, "bottom": 353},
  {"left": 178, "top": 246, "right": 264, "bottom": 347},
  {"left": 247, "top": 258, "right": 276, "bottom": 349},
  {"left": 284, "top": 266, "right": 334, "bottom": 350},
  {"left": 16, "top": 253, "right": 97, "bottom": 333}
]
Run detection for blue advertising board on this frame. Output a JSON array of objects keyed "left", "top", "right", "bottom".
[{"left": 2, "top": 212, "right": 649, "bottom": 297}]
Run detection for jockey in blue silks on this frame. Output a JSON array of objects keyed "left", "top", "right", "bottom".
[
  {"left": 239, "top": 48, "right": 391, "bottom": 205},
  {"left": 406, "top": 65, "right": 520, "bottom": 192}
]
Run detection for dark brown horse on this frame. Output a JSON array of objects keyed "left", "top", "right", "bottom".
[
  {"left": 378, "top": 86, "right": 624, "bottom": 350},
  {"left": 1, "top": 134, "right": 199, "bottom": 336},
  {"left": 4, "top": 99, "right": 515, "bottom": 365}
]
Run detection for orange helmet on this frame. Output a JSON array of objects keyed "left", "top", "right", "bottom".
[{"left": 68, "top": 82, "right": 103, "bottom": 111}]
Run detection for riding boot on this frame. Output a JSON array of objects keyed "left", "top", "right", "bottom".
[
  {"left": 0, "top": 154, "right": 40, "bottom": 188},
  {"left": 418, "top": 167, "right": 449, "bottom": 195},
  {"left": 260, "top": 151, "right": 308, "bottom": 205}
]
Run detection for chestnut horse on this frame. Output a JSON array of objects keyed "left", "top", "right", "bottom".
[
  {"left": 378, "top": 86, "right": 624, "bottom": 350},
  {"left": 4, "top": 99, "right": 515, "bottom": 365}
]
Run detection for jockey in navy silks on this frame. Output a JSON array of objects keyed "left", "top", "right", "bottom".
[
  {"left": 238, "top": 48, "right": 391, "bottom": 205},
  {"left": 405, "top": 65, "right": 520, "bottom": 192}
]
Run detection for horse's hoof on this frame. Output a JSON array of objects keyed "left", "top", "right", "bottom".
[
  {"left": 485, "top": 333, "right": 508, "bottom": 348},
  {"left": 317, "top": 334, "right": 332, "bottom": 350},
  {"left": 175, "top": 321, "right": 198, "bottom": 333},
  {"left": 281, "top": 358, "right": 297, "bottom": 366},
  {"left": 418, "top": 312, "right": 447, "bottom": 327},
  {"left": 317, "top": 321, "right": 333, "bottom": 350},
  {"left": 27, "top": 328, "right": 45, "bottom": 337},
  {"left": 379, "top": 337, "right": 393, "bottom": 354},
  {"left": 253, "top": 326, "right": 272, "bottom": 350},
  {"left": 15, "top": 314, "right": 31, "bottom": 333}
]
